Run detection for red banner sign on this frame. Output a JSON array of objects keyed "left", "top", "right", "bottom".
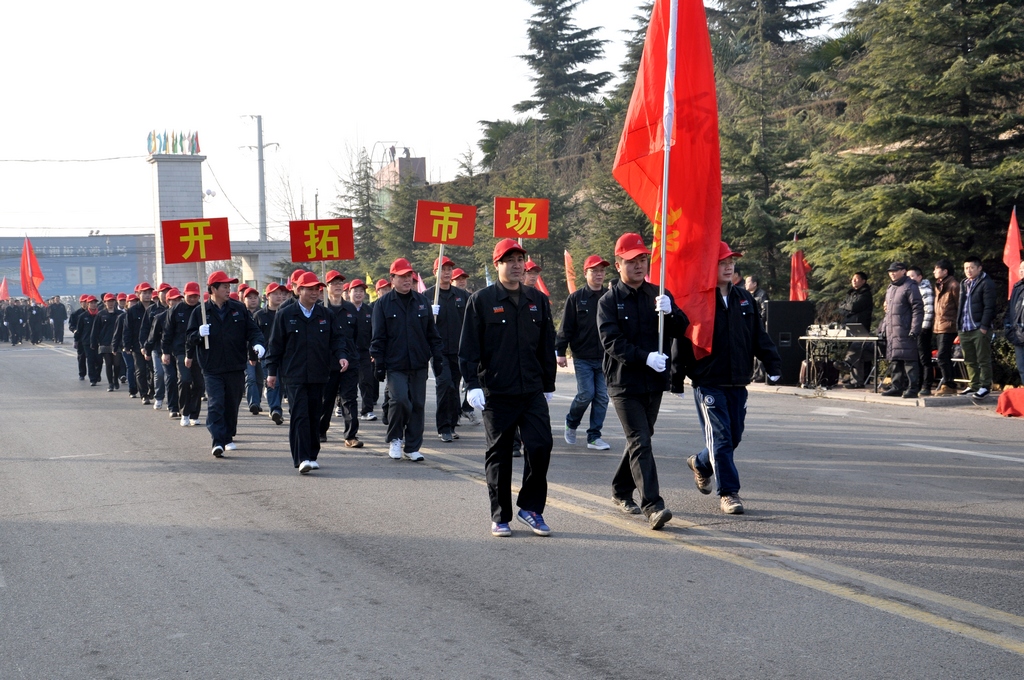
[
  {"left": 289, "top": 220, "right": 355, "bottom": 262},
  {"left": 413, "top": 200, "right": 476, "bottom": 247},
  {"left": 493, "top": 197, "right": 549, "bottom": 240},
  {"left": 162, "top": 218, "right": 232, "bottom": 264}
]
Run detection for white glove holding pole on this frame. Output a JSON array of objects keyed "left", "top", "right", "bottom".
[
  {"left": 544, "top": 392, "right": 553, "bottom": 403},
  {"left": 253, "top": 344, "right": 266, "bottom": 359},
  {"left": 468, "top": 388, "right": 486, "bottom": 411},
  {"left": 432, "top": 305, "right": 440, "bottom": 316},
  {"left": 655, "top": 295, "right": 671, "bottom": 314},
  {"left": 645, "top": 352, "right": 668, "bottom": 373},
  {"left": 199, "top": 324, "right": 211, "bottom": 337}
]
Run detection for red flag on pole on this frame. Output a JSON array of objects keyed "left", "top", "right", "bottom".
[
  {"left": 0, "top": 276, "right": 9, "bottom": 301},
  {"left": 535, "top": 275, "right": 551, "bottom": 297},
  {"left": 789, "top": 249, "right": 811, "bottom": 301},
  {"left": 612, "top": 0, "right": 722, "bottom": 358},
  {"left": 1003, "top": 206, "right": 1022, "bottom": 299},
  {"left": 564, "top": 250, "right": 577, "bottom": 294},
  {"left": 20, "top": 236, "right": 45, "bottom": 304}
]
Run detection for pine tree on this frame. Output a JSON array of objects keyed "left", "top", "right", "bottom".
[
  {"left": 707, "top": 0, "right": 827, "bottom": 45},
  {"left": 334, "top": 147, "right": 385, "bottom": 273}
]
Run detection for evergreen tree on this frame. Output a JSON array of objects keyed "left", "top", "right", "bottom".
[
  {"left": 515, "top": 0, "right": 614, "bottom": 130},
  {"left": 334, "top": 147, "right": 385, "bottom": 273},
  {"left": 787, "top": 0, "right": 1024, "bottom": 299},
  {"left": 707, "top": 0, "right": 827, "bottom": 45}
]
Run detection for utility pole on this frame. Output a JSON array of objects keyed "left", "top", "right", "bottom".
[
  {"left": 315, "top": 190, "right": 319, "bottom": 220},
  {"left": 243, "top": 115, "right": 278, "bottom": 242}
]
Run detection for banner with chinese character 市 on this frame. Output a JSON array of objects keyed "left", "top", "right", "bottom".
[
  {"left": 493, "top": 197, "right": 550, "bottom": 240},
  {"left": 162, "top": 218, "right": 232, "bottom": 264},
  {"left": 413, "top": 201, "right": 476, "bottom": 247},
  {"left": 289, "top": 220, "right": 355, "bottom": 262}
]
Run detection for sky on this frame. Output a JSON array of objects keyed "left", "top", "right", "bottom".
[{"left": 0, "top": 0, "right": 855, "bottom": 241}]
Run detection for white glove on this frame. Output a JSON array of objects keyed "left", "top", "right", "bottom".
[
  {"left": 253, "top": 344, "right": 266, "bottom": 359},
  {"left": 432, "top": 304, "right": 440, "bottom": 315},
  {"left": 544, "top": 392, "right": 553, "bottom": 403},
  {"left": 645, "top": 352, "right": 668, "bottom": 373},
  {"left": 199, "top": 324, "right": 211, "bottom": 337},
  {"left": 655, "top": 295, "right": 671, "bottom": 313},
  {"left": 468, "top": 388, "right": 486, "bottom": 411},
  {"left": 769, "top": 375, "right": 781, "bottom": 382},
  {"left": 2, "top": 322, "right": 6, "bottom": 326}
]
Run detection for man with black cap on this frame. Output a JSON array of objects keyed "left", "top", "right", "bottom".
[
  {"left": 460, "top": 238, "right": 557, "bottom": 538},
  {"left": 370, "top": 257, "right": 446, "bottom": 462},
  {"left": 186, "top": 271, "right": 266, "bottom": 458},
  {"left": 556, "top": 254, "right": 611, "bottom": 451},
  {"left": 266, "top": 271, "right": 349, "bottom": 474},
  {"left": 123, "top": 282, "right": 155, "bottom": 404},
  {"left": 165, "top": 282, "right": 204, "bottom": 426},
  {"left": 880, "top": 262, "right": 924, "bottom": 399},
  {"left": 425, "top": 255, "right": 470, "bottom": 443},
  {"left": 675, "top": 242, "right": 782, "bottom": 516},
  {"left": 320, "top": 270, "right": 362, "bottom": 448},
  {"left": 598, "top": 233, "right": 690, "bottom": 529}
]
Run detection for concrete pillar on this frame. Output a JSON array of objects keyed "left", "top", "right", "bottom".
[{"left": 148, "top": 154, "right": 208, "bottom": 288}]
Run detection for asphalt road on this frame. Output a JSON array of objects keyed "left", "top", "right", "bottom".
[{"left": 2, "top": 343, "right": 1023, "bottom": 679}]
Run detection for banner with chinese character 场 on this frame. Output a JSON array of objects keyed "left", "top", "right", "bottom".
[
  {"left": 162, "top": 218, "right": 232, "bottom": 264},
  {"left": 288, "top": 220, "right": 355, "bottom": 262},
  {"left": 413, "top": 201, "right": 476, "bottom": 247},
  {"left": 493, "top": 197, "right": 549, "bottom": 240}
]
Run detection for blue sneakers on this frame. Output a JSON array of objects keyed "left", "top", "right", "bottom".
[
  {"left": 516, "top": 510, "right": 551, "bottom": 536},
  {"left": 491, "top": 522, "right": 512, "bottom": 537}
]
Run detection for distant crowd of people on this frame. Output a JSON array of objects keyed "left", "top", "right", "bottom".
[{"left": 1, "top": 297, "right": 68, "bottom": 345}]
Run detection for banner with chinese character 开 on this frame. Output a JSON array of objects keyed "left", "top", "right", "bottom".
[
  {"left": 162, "top": 218, "right": 232, "bottom": 264},
  {"left": 413, "top": 201, "right": 476, "bottom": 247},
  {"left": 288, "top": 220, "right": 355, "bottom": 262},
  {"left": 493, "top": 197, "right": 549, "bottom": 240}
]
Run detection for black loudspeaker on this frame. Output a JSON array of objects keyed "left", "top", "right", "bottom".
[{"left": 763, "top": 301, "right": 816, "bottom": 385}]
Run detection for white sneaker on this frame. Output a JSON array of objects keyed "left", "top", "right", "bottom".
[
  {"left": 308, "top": 460, "right": 320, "bottom": 470},
  {"left": 388, "top": 440, "right": 403, "bottom": 459},
  {"left": 298, "top": 460, "right": 312, "bottom": 474},
  {"left": 405, "top": 451, "right": 424, "bottom": 462},
  {"left": 360, "top": 412, "right": 377, "bottom": 421},
  {"left": 334, "top": 406, "right": 343, "bottom": 417},
  {"left": 225, "top": 442, "right": 237, "bottom": 451},
  {"left": 180, "top": 415, "right": 189, "bottom": 427},
  {"left": 189, "top": 418, "right": 203, "bottom": 426},
  {"left": 154, "top": 400, "right": 163, "bottom": 410},
  {"left": 587, "top": 438, "right": 611, "bottom": 450}
]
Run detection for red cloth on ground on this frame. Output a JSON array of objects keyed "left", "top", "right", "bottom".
[{"left": 996, "top": 388, "right": 1024, "bottom": 417}]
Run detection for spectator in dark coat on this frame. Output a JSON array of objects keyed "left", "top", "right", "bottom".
[
  {"left": 838, "top": 272, "right": 874, "bottom": 388},
  {"left": 880, "top": 263, "right": 924, "bottom": 398},
  {"left": 1004, "top": 261, "right": 1024, "bottom": 386}
]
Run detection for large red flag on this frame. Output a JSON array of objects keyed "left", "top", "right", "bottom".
[
  {"left": 0, "top": 276, "right": 9, "bottom": 301},
  {"left": 564, "top": 250, "right": 577, "bottom": 294},
  {"left": 612, "top": 0, "right": 722, "bottom": 358},
  {"left": 20, "top": 237, "right": 45, "bottom": 304},
  {"left": 790, "top": 250, "right": 811, "bottom": 301},
  {"left": 1003, "top": 206, "right": 1022, "bottom": 299}
]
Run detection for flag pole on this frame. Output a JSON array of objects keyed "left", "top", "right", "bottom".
[
  {"left": 433, "top": 243, "right": 445, "bottom": 317},
  {"left": 657, "top": 0, "right": 679, "bottom": 351}
]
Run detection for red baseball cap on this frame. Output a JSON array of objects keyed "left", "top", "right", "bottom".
[
  {"left": 348, "top": 278, "right": 366, "bottom": 289},
  {"left": 102, "top": 293, "right": 116, "bottom": 301},
  {"left": 156, "top": 282, "right": 172, "bottom": 293},
  {"left": 433, "top": 255, "right": 455, "bottom": 272},
  {"left": 451, "top": 268, "right": 467, "bottom": 279},
  {"left": 85, "top": 295, "right": 98, "bottom": 303},
  {"left": 264, "top": 282, "right": 282, "bottom": 295},
  {"left": 524, "top": 260, "right": 542, "bottom": 272},
  {"left": 243, "top": 287, "right": 260, "bottom": 298},
  {"left": 718, "top": 241, "right": 743, "bottom": 261},
  {"left": 492, "top": 238, "right": 527, "bottom": 263},
  {"left": 390, "top": 258, "right": 415, "bottom": 276},
  {"left": 116, "top": 292, "right": 127, "bottom": 300},
  {"left": 207, "top": 270, "right": 239, "bottom": 286},
  {"left": 127, "top": 294, "right": 139, "bottom": 302},
  {"left": 136, "top": 281, "right": 154, "bottom": 292},
  {"left": 228, "top": 292, "right": 239, "bottom": 301},
  {"left": 183, "top": 282, "right": 201, "bottom": 296},
  {"left": 166, "top": 287, "right": 183, "bottom": 300},
  {"left": 294, "top": 271, "right": 324, "bottom": 289},
  {"left": 583, "top": 255, "right": 611, "bottom": 270},
  {"left": 79, "top": 294, "right": 88, "bottom": 302},
  {"left": 325, "top": 270, "right": 346, "bottom": 284},
  {"left": 237, "top": 284, "right": 249, "bottom": 295},
  {"left": 615, "top": 233, "right": 650, "bottom": 260},
  {"left": 375, "top": 278, "right": 391, "bottom": 291}
]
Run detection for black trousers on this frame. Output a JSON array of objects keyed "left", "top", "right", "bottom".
[
  {"left": 53, "top": 321, "right": 64, "bottom": 343},
  {"left": 76, "top": 340, "right": 87, "bottom": 377},
  {"left": 320, "top": 368, "right": 359, "bottom": 440},
  {"left": 385, "top": 369, "right": 427, "bottom": 453},
  {"left": 100, "top": 352, "right": 118, "bottom": 387},
  {"left": 890, "top": 359, "right": 920, "bottom": 392},
  {"left": 177, "top": 356, "right": 204, "bottom": 420},
  {"left": 916, "top": 328, "right": 934, "bottom": 390},
  {"left": 204, "top": 370, "right": 244, "bottom": 447},
  {"left": 482, "top": 391, "right": 552, "bottom": 523},
  {"left": 935, "top": 332, "right": 957, "bottom": 387},
  {"left": 85, "top": 346, "right": 101, "bottom": 384},
  {"left": 163, "top": 357, "right": 179, "bottom": 413},
  {"left": 286, "top": 382, "right": 325, "bottom": 467},
  {"left": 610, "top": 392, "right": 666, "bottom": 516},
  {"left": 435, "top": 354, "right": 462, "bottom": 435},
  {"left": 357, "top": 353, "right": 379, "bottom": 415},
  {"left": 131, "top": 349, "right": 151, "bottom": 399}
]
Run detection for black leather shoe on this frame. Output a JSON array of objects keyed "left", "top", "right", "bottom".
[{"left": 880, "top": 388, "right": 903, "bottom": 397}]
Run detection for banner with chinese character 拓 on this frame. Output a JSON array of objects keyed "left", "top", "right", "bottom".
[
  {"left": 288, "top": 220, "right": 355, "bottom": 262},
  {"left": 413, "top": 201, "right": 476, "bottom": 247},
  {"left": 162, "top": 218, "right": 232, "bottom": 264},
  {"left": 493, "top": 197, "right": 549, "bottom": 240}
]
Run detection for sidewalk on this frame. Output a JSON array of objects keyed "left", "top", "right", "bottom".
[{"left": 747, "top": 381, "right": 1003, "bottom": 413}]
